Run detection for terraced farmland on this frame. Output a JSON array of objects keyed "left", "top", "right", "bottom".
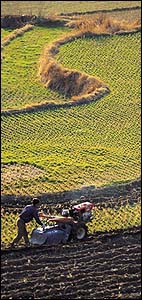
[
  {"left": 1, "top": 1, "right": 141, "bottom": 16},
  {"left": 1, "top": 30, "right": 141, "bottom": 196},
  {"left": 1, "top": 4, "right": 141, "bottom": 299}
]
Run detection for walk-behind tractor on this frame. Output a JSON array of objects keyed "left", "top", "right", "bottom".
[{"left": 30, "top": 202, "right": 94, "bottom": 246}]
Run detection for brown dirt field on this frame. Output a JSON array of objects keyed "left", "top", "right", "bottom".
[
  {"left": 1, "top": 179, "right": 141, "bottom": 299},
  {"left": 1, "top": 226, "right": 141, "bottom": 299}
]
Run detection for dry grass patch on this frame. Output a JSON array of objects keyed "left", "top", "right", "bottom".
[
  {"left": 66, "top": 14, "right": 141, "bottom": 34},
  {"left": 1, "top": 163, "right": 45, "bottom": 185},
  {"left": 39, "top": 59, "right": 108, "bottom": 98},
  {"left": 39, "top": 30, "right": 110, "bottom": 102}
]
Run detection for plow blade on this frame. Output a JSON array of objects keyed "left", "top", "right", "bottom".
[
  {"left": 30, "top": 228, "right": 48, "bottom": 245},
  {"left": 30, "top": 225, "right": 72, "bottom": 246}
]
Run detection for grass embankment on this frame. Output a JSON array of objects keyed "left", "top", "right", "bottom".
[
  {"left": 1, "top": 24, "right": 34, "bottom": 49},
  {"left": 38, "top": 16, "right": 140, "bottom": 103},
  {"left": 66, "top": 13, "right": 141, "bottom": 31},
  {"left": 2, "top": 17, "right": 140, "bottom": 111}
]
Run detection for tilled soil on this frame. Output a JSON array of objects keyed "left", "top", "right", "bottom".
[{"left": 1, "top": 226, "right": 141, "bottom": 299}]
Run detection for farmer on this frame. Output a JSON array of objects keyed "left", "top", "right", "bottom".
[{"left": 11, "top": 198, "right": 45, "bottom": 247}]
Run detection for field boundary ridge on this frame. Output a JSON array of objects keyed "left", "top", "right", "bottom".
[{"left": 60, "top": 6, "right": 141, "bottom": 16}]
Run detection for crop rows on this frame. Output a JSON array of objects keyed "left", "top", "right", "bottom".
[
  {"left": 1, "top": 28, "right": 13, "bottom": 39},
  {"left": 1, "top": 201, "right": 141, "bottom": 248},
  {"left": 1, "top": 6, "right": 141, "bottom": 299},
  {"left": 1, "top": 226, "right": 141, "bottom": 299},
  {"left": 1, "top": 31, "right": 141, "bottom": 196},
  {"left": 1, "top": 26, "right": 71, "bottom": 111},
  {"left": 80, "top": 8, "right": 141, "bottom": 23},
  {"left": 1, "top": 102, "right": 140, "bottom": 195},
  {"left": 1, "top": 1, "right": 141, "bottom": 16},
  {"left": 1, "top": 179, "right": 141, "bottom": 248}
]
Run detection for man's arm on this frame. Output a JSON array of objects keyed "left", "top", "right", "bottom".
[{"left": 33, "top": 210, "right": 43, "bottom": 226}]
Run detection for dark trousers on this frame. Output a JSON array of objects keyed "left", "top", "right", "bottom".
[{"left": 12, "top": 218, "right": 29, "bottom": 245}]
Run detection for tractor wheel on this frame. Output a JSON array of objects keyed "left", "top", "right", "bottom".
[{"left": 73, "top": 223, "right": 88, "bottom": 241}]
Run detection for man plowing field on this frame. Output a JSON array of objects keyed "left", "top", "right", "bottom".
[
  {"left": 11, "top": 198, "right": 45, "bottom": 248},
  {"left": 11, "top": 199, "right": 94, "bottom": 248},
  {"left": 30, "top": 201, "right": 94, "bottom": 246}
]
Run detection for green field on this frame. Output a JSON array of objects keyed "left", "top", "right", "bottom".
[
  {"left": 1, "top": 26, "right": 71, "bottom": 111},
  {"left": 1, "top": 2, "right": 141, "bottom": 256},
  {"left": 1, "top": 1, "right": 141, "bottom": 16},
  {"left": 1, "top": 28, "right": 13, "bottom": 38},
  {"left": 1, "top": 9, "right": 141, "bottom": 300},
  {"left": 1, "top": 4, "right": 141, "bottom": 197},
  {"left": 1, "top": 30, "right": 141, "bottom": 196}
]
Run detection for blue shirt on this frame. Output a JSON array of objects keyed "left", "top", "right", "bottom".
[{"left": 20, "top": 205, "right": 43, "bottom": 225}]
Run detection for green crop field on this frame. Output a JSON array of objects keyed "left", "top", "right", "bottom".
[
  {"left": 1, "top": 28, "right": 13, "bottom": 38},
  {"left": 1, "top": 26, "right": 71, "bottom": 111},
  {"left": 1, "top": 4, "right": 141, "bottom": 299},
  {"left": 1, "top": 25, "right": 141, "bottom": 196},
  {"left": 1, "top": 1, "right": 141, "bottom": 16}
]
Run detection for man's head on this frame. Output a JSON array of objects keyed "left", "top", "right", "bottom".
[
  {"left": 80, "top": 196, "right": 86, "bottom": 203},
  {"left": 33, "top": 198, "right": 40, "bottom": 207}
]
